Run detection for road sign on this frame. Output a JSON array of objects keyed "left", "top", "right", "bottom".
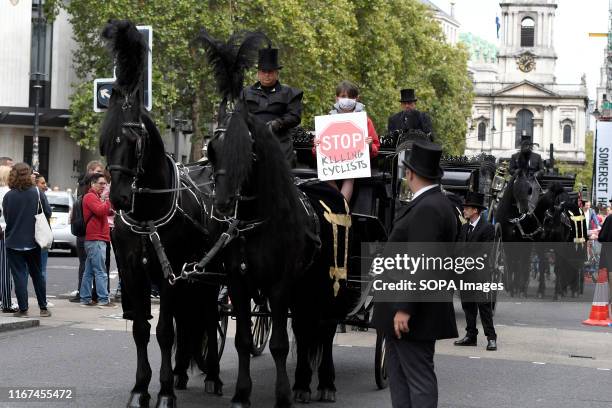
[
  {"left": 93, "top": 25, "right": 152, "bottom": 112},
  {"left": 93, "top": 78, "right": 115, "bottom": 112}
]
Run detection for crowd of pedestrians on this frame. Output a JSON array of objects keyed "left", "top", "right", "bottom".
[{"left": 0, "top": 158, "right": 120, "bottom": 317}]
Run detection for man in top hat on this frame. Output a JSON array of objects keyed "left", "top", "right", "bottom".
[
  {"left": 372, "top": 140, "right": 458, "bottom": 408},
  {"left": 453, "top": 192, "right": 497, "bottom": 351},
  {"left": 387, "top": 89, "right": 434, "bottom": 140},
  {"left": 241, "top": 46, "right": 303, "bottom": 166},
  {"left": 509, "top": 134, "right": 544, "bottom": 178}
]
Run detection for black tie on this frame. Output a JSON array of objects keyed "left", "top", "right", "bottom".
[{"left": 467, "top": 224, "right": 474, "bottom": 236}]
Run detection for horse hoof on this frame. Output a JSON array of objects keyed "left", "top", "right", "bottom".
[
  {"left": 205, "top": 380, "right": 223, "bottom": 396},
  {"left": 317, "top": 389, "right": 336, "bottom": 402},
  {"left": 293, "top": 389, "right": 311, "bottom": 403},
  {"left": 155, "top": 395, "right": 177, "bottom": 408},
  {"left": 174, "top": 374, "right": 188, "bottom": 390},
  {"left": 127, "top": 392, "right": 151, "bottom": 408}
]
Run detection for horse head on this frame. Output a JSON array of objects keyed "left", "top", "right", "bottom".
[
  {"left": 196, "top": 29, "right": 270, "bottom": 218},
  {"left": 208, "top": 104, "right": 256, "bottom": 217},
  {"left": 98, "top": 19, "right": 154, "bottom": 212},
  {"left": 512, "top": 171, "right": 535, "bottom": 215}
]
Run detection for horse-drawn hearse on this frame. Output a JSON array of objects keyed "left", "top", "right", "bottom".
[{"left": 98, "top": 21, "right": 587, "bottom": 408}]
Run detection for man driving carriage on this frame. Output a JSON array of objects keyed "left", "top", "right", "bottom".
[
  {"left": 387, "top": 89, "right": 434, "bottom": 141},
  {"left": 241, "top": 46, "right": 303, "bottom": 167},
  {"left": 509, "top": 134, "right": 544, "bottom": 178}
]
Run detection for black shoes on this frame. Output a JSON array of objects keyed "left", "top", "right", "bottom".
[
  {"left": 486, "top": 339, "right": 497, "bottom": 351},
  {"left": 454, "top": 336, "right": 477, "bottom": 346}
]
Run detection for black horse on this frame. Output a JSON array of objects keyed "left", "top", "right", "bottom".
[
  {"left": 198, "top": 30, "right": 352, "bottom": 406},
  {"left": 99, "top": 20, "right": 222, "bottom": 407},
  {"left": 495, "top": 169, "right": 541, "bottom": 297},
  {"left": 536, "top": 183, "right": 587, "bottom": 299}
]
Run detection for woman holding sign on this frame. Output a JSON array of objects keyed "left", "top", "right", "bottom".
[{"left": 314, "top": 81, "right": 380, "bottom": 203}]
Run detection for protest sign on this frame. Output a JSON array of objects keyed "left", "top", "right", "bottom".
[{"left": 314, "top": 111, "right": 371, "bottom": 181}]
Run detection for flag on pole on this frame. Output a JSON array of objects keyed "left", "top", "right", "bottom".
[{"left": 496, "top": 16, "right": 501, "bottom": 39}]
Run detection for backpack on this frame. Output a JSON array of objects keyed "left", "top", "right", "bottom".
[{"left": 70, "top": 195, "right": 92, "bottom": 237}]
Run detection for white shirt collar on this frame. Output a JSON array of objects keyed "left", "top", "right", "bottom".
[
  {"left": 470, "top": 215, "right": 481, "bottom": 229},
  {"left": 411, "top": 184, "right": 437, "bottom": 201}
]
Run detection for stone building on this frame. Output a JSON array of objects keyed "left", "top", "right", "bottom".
[{"left": 464, "top": 0, "right": 589, "bottom": 164}]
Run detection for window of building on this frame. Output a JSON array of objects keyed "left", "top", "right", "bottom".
[
  {"left": 521, "top": 17, "right": 535, "bottom": 47},
  {"left": 515, "top": 109, "right": 534, "bottom": 147},
  {"left": 29, "top": 0, "right": 53, "bottom": 108},
  {"left": 23, "top": 136, "right": 50, "bottom": 182},
  {"left": 477, "top": 122, "right": 486, "bottom": 141},
  {"left": 563, "top": 124, "right": 572, "bottom": 144}
]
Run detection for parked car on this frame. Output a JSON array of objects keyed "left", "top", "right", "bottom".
[{"left": 46, "top": 190, "right": 77, "bottom": 255}]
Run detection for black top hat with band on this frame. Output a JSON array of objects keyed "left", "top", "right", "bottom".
[
  {"left": 258, "top": 47, "right": 283, "bottom": 70},
  {"left": 401, "top": 139, "right": 443, "bottom": 180},
  {"left": 464, "top": 192, "right": 487, "bottom": 210},
  {"left": 400, "top": 89, "right": 417, "bottom": 103}
]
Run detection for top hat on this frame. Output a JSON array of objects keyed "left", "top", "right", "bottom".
[
  {"left": 400, "top": 89, "right": 417, "bottom": 103},
  {"left": 464, "top": 192, "right": 486, "bottom": 209},
  {"left": 258, "top": 47, "right": 283, "bottom": 70},
  {"left": 520, "top": 134, "right": 533, "bottom": 144},
  {"left": 401, "top": 139, "right": 443, "bottom": 180}
]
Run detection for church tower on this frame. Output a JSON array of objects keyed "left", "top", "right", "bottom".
[{"left": 497, "top": 0, "right": 557, "bottom": 84}]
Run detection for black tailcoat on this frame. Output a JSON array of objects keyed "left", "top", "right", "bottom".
[
  {"left": 509, "top": 151, "right": 544, "bottom": 177},
  {"left": 372, "top": 185, "right": 459, "bottom": 341},
  {"left": 387, "top": 109, "right": 434, "bottom": 137}
]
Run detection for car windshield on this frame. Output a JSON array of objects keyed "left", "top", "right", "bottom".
[{"left": 47, "top": 194, "right": 70, "bottom": 213}]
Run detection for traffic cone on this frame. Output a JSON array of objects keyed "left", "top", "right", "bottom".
[{"left": 582, "top": 267, "right": 612, "bottom": 327}]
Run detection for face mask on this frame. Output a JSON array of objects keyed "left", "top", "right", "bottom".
[{"left": 337, "top": 97, "right": 357, "bottom": 112}]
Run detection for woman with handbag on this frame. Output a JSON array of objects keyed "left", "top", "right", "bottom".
[{"left": 1, "top": 163, "right": 52, "bottom": 317}]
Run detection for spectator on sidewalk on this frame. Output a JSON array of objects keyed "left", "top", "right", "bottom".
[
  {"left": 2, "top": 163, "right": 52, "bottom": 317},
  {"left": 35, "top": 173, "right": 50, "bottom": 282},
  {"left": 79, "top": 173, "right": 115, "bottom": 308},
  {"left": 70, "top": 161, "right": 104, "bottom": 303},
  {"left": 0, "top": 165, "right": 16, "bottom": 313}
]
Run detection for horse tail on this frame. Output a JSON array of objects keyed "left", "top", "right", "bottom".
[
  {"left": 101, "top": 19, "right": 147, "bottom": 93},
  {"left": 196, "top": 29, "right": 269, "bottom": 102}
]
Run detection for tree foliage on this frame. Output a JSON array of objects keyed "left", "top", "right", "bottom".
[
  {"left": 557, "top": 131, "right": 593, "bottom": 194},
  {"left": 51, "top": 0, "right": 472, "bottom": 157}
]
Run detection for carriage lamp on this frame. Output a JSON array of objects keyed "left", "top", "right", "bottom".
[{"left": 491, "top": 175, "right": 505, "bottom": 192}]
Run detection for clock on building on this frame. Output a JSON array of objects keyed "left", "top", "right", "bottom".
[{"left": 516, "top": 54, "right": 535, "bottom": 73}]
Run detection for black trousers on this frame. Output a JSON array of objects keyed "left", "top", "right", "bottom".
[
  {"left": 77, "top": 236, "right": 111, "bottom": 299},
  {"left": 386, "top": 337, "right": 437, "bottom": 408},
  {"left": 460, "top": 298, "right": 496, "bottom": 340}
]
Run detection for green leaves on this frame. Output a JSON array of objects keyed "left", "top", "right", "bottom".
[{"left": 60, "top": 0, "right": 472, "bottom": 157}]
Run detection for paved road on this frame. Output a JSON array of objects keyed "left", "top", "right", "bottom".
[{"left": 3, "top": 254, "right": 611, "bottom": 407}]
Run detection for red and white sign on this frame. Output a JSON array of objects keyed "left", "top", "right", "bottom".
[{"left": 315, "top": 112, "right": 371, "bottom": 181}]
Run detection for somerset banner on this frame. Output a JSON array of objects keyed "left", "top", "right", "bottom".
[
  {"left": 314, "top": 111, "right": 371, "bottom": 181},
  {"left": 595, "top": 121, "right": 612, "bottom": 207}
]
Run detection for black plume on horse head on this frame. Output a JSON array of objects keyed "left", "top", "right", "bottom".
[
  {"left": 102, "top": 19, "right": 148, "bottom": 93},
  {"left": 196, "top": 29, "right": 270, "bottom": 103}
]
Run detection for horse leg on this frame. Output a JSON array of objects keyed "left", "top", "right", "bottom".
[
  {"left": 128, "top": 317, "right": 152, "bottom": 408},
  {"left": 204, "top": 287, "right": 223, "bottom": 396},
  {"left": 230, "top": 279, "right": 253, "bottom": 408},
  {"left": 155, "top": 286, "right": 176, "bottom": 408},
  {"left": 316, "top": 320, "right": 338, "bottom": 402},
  {"left": 291, "top": 311, "right": 313, "bottom": 403},
  {"left": 268, "top": 285, "right": 292, "bottom": 408},
  {"left": 173, "top": 314, "right": 189, "bottom": 390}
]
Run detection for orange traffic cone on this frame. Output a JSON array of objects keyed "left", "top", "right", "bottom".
[{"left": 583, "top": 267, "right": 612, "bottom": 327}]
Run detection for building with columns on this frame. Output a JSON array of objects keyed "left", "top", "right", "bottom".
[
  {"left": 419, "top": 0, "right": 460, "bottom": 45},
  {"left": 465, "top": 0, "right": 588, "bottom": 164}
]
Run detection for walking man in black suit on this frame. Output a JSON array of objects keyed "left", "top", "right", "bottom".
[
  {"left": 454, "top": 192, "right": 498, "bottom": 351},
  {"left": 373, "top": 140, "right": 458, "bottom": 408}
]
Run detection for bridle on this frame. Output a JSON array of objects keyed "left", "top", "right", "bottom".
[{"left": 208, "top": 110, "right": 259, "bottom": 224}]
